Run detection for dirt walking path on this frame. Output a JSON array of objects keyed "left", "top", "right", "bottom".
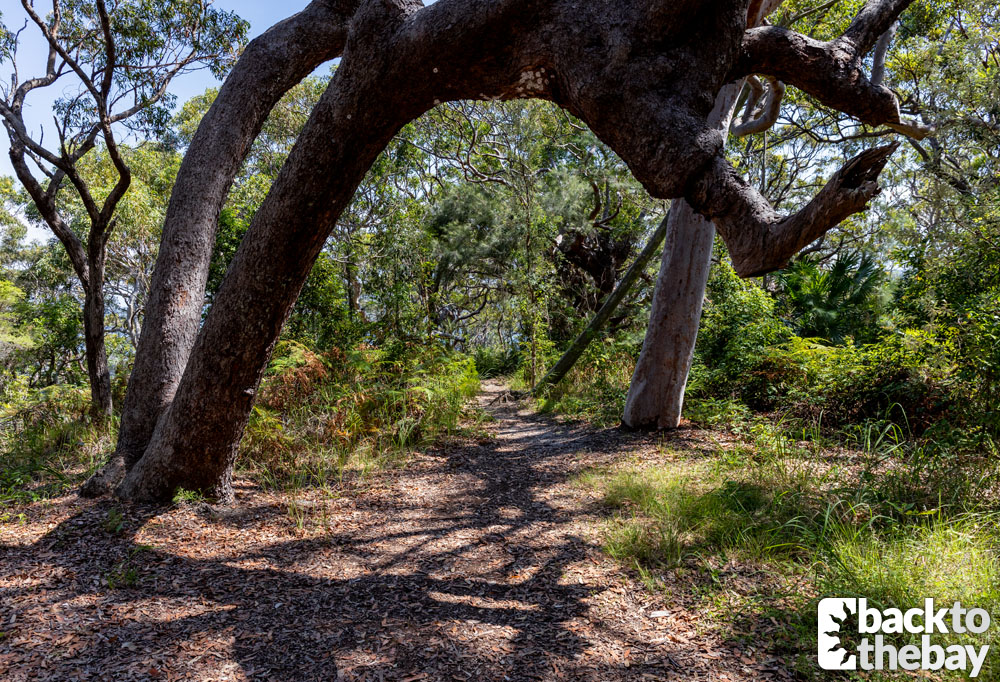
[{"left": 0, "top": 381, "right": 793, "bottom": 681}]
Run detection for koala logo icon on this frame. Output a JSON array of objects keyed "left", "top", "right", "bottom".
[{"left": 818, "top": 598, "right": 858, "bottom": 670}]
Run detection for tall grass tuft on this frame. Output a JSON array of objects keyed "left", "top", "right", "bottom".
[{"left": 583, "top": 425, "right": 1000, "bottom": 680}]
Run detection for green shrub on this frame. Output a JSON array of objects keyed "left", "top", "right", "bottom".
[
  {"left": 472, "top": 345, "right": 521, "bottom": 378},
  {"left": 0, "top": 384, "right": 113, "bottom": 503},
  {"left": 688, "top": 261, "right": 791, "bottom": 407},
  {"left": 240, "top": 341, "right": 480, "bottom": 486},
  {"left": 767, "top": 331, "right": 951, "bottom": 430},
  {"left": 775, "top": 251, "right": 887, "bottom": 344},
  {"left": 682, "top": 397, "right": 751, "bottom": 428},
  {"left": 948, "top": 294, "right": 1000, "bottom": 437},
  {"left": 534, "top": 336, "right": 638, "bottom": 426}
]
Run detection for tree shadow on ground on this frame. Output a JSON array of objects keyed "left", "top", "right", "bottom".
[{"left": 0, "top": 402, "right": 782, "bottom": 681}]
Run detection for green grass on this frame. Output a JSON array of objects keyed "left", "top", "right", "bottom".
[
  {"left": 580, "top": 421, "right": 1000, "bottom": 680},
  {"left": 172, "top": 488, "right": 208, "bottom": 504},
  {"left": 592, "top": 458, "right": 835, "bottom": 567},
  {"left": 0, "top": 385, "right": 114, "bottom": 504},
  {"left": 104, "top": 545, "right": 152, "bottom": 590}
]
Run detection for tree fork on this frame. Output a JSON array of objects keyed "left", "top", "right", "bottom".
[{"left": 115, "top": 0, "right": 918, "bottom": 502}]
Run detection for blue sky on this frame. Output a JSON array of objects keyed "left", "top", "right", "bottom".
[{"left": 0, "top": 0, "right": 313, "bottom": 180}]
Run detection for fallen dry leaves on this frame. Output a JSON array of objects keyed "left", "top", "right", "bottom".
[{"left": 0, "top": 382, "right": 800, "bottom": 681}]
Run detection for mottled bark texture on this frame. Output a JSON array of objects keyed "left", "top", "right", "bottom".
[
  {"left": 117, "top": 0, "right": 917, "bottom": 502},
  {"left": 81, "top": 0, "right": 361, "bottom": 496},
  {"left": 621, "top": 201, "right": 717, "bottom": 430},
  {"left": 621, "top": 0, "right": 781, "bottom": 430}
]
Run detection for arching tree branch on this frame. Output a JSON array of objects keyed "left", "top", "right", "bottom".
[
  {"left": 731, "top": 76, "right": 785, "bottom": 137},
  {"left": 690, "top": 143, "right": 898, "bottom": 276},
  {"left": 116, "top": 0, "right": 925, "bottom": 501}
]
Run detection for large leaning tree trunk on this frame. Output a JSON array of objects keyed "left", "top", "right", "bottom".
[
  {"left": 2, "top": 0, "right": 245, "bottom": 424},
  {"left": 118, "top": 0, "right": 923, "bottom": 503},
  {"left": 620, "top": 88, "right": 788, "bottom": 429},
  {"left": 81, "top": 0, "right": 361, "bottom": 496},
  {"left": 622, "top": 0, "right": 788, "bottom": 429}
]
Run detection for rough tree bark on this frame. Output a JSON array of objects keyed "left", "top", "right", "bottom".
[
  {"left": 117, "top": 0, "right": 921, "bottom": 502},
  {"left": 81, "top": 0, "right": 361, "bottom": 496},
  {"left": 622, "top": 0, "right": 785, "bottom": 430}
]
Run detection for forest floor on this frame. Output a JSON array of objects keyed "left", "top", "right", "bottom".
[{"left": 0, "top": 381, "right": 804, "bottom": 681}]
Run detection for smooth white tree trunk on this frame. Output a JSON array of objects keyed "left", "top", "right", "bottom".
[
  {"left": 621, "top": 84, "right": 744, "bottom": 429},
  {"left": 622, "top": 0, "right": 790, "bottom": 430},
  {"left": 622, "top": 199, "right": 717, "bottom": 428}
]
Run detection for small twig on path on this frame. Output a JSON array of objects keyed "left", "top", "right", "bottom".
[{"left": 488, "top": 389, "right": 528, "bottom": 405}]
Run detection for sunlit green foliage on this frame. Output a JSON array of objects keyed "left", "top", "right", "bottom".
[
  {"left": 776, "top": 251, "right": 886, "bottom": 343},
  {"left": 237, "top": 341, "right": 481, "bottom": 486}
]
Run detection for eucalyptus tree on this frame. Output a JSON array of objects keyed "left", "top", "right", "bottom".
[
  {"left": 88, "top": 146, "right": 180, "bottom": 351},
  {"left": 887, "top": 0, "right": 1000, "bottom": 315},
  {"left": 101, "top": 0, "right": 925, "bottom": 502},
  {"left": 622, "top": 0, "right": 898, "bottom": 428},
  {"left": 411, "top": 100, "right": 656, "bottom": 363},
  {"left": 0, "top": 0, "right": 246, "bottom": 417}
]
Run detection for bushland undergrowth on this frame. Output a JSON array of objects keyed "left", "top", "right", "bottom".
[
  {"left": 240, "top": 340, "right": 481, "bottom": 489},
  {"left": 549, "top": 329, "right": 1000, "bottom": 679},
  {"left": 577, "top": 418, "right": 1000, "bottom": 679},
  {"left": 0, "top": 341, "right": 481, "bottom": 505},
  {"left": 521, "top": 253, "right": 1000, "bottom": 679}
]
